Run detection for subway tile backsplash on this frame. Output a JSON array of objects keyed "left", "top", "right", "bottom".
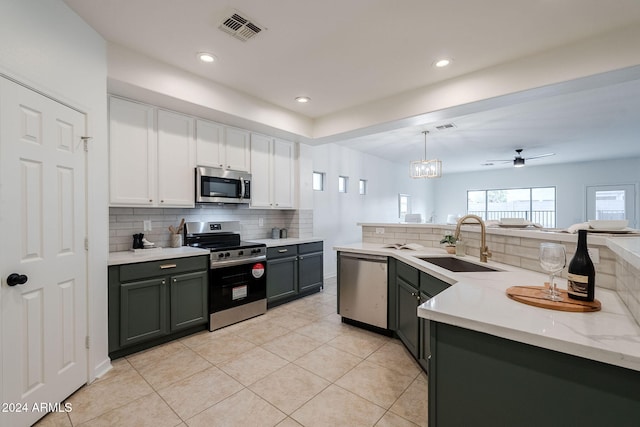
[{"left": 109, "top": 206, "right": 313, "bottom": 252}]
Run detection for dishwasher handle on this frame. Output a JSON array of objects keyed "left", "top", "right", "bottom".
[{"left": 339, "top": 253, "right": 387, "bottom": 263}]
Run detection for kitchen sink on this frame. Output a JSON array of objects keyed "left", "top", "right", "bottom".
[{"left": 416, "top": 256, "right": 500, "bottom": 272}]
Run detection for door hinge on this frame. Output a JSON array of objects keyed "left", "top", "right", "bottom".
[
  {"left": 85, "top": 336, "right": 90, "bottom": 349},
  {"left": 84, "top": 237, "right": 89, "bottom": 250},
  {"left": 81, "top": 136, "right": 92, "bottom": 152}
]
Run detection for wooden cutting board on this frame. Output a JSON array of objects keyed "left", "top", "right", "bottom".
[{"left": 506, "top": 285, "right": 601, "bottom": 312}]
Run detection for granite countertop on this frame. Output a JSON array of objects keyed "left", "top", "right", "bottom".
[
  {"left": 334, "top": 242, "right": 640, "bottom": 372},
  {"left": 248, "top": 237, "right": 323, "bottom": 248},
  {"left": 108, "top": 246, "right": 210, "bottom": 266}
]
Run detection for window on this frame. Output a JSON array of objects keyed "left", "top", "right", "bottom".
[
  {"left": 399, "top": 193, "right": 411, "bottom": 218},
  {"left": 359, "top": 179, "right": 367, "bottom": 195},
  {"left": 312, "top": 172, "right": 325, "bottom": 191},
  {"left": 467, "top": 186, "right": 556, "bottom": 227},
  {"left": 586, "top": 184, "right": 636, "bottom": 226},
  {"left": 338, "top": 176, "right": 348, "bottom": 193}
]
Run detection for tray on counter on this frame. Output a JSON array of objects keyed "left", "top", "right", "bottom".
[{"left": 506, "top": 285, "right": 601, "bottom": 312}]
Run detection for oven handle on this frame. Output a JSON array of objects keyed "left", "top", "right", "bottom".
[{"left": 210, "top": 255, "right": 267, "bottom": 269}]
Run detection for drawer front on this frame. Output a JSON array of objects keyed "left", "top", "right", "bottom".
[
  {"left": 420, "top": 271, "right": 451, "bottom": 296},
  {"left": 397, "top": 261, "right": 419, "bottom": 287},
  {"left": 120, "top": 255, "right": 209, "bottom": 282},
  {"left": 298, "top": 241, "right": 323, "bottom": 254},
  {"left": 267, "top": 245, "right": 298, "bottom": 259}
]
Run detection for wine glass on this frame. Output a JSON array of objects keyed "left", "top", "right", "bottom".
[{"left": 539, "top": 243, "right": 566, "bottom": 301}]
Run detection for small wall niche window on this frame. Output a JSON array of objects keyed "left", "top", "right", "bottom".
[
  {"left": 359, "top": 179, "right": 367, "bottom": 195},
  {"left": 312, "top": 171, "right": 325, "bottom": 191},
  {"left": 399, "top": 193, "right": 411, "bottom": 218},
  {"left": 338, "top": 176, "right": 349, "bottom": 193},
  {"left": 467, "top": 186, "right": 556, "bottom": 228}
]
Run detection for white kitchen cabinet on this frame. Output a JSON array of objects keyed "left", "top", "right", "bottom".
[
  {"left": 196, "top": 120, "right": 250, "bottom": 172},
  {"left": 109, "top": 97, "right": 156, "bottom": 206},
  {"left": 109, "top": 97, "right": 195, "bottom": 207},
  {"left": 250, "top": 133, "right": 296, "bottom": 209},
  {"left": 157, "top": 110, "right": 195, "bottom": 207}
]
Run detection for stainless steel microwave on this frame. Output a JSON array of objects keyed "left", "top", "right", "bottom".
[{"left": 195, "top": 167, "right": 251, "bottom": 204}]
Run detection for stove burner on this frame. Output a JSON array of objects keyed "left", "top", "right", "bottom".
[{"left": 183, "top": 221, "right": 266, "bottom": 268}]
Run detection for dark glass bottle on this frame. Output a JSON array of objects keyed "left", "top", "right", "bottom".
[{"left": 567, "top": 229, "right": 595, "bottom": 301}]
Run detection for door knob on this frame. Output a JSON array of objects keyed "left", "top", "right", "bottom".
[{"left": 7, "top": 273, "right": 28, "bottom": 287}]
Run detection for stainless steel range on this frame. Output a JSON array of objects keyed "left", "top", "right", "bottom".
[{"left": 184, "top": 221, "right": 267, "bottom": 331}]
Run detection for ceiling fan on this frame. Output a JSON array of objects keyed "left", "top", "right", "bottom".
[{"left": 484, "top": 148, "right": 555, "bottom": 168}]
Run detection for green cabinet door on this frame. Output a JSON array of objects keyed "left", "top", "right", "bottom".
[
  {"left": 170, "top": 270, "right": 208, "bottom": 331},
  {"left": 298, "top": 251, "right": 323, "bottom": 292},
  {"left": 267, "top": 256, "right": 298, "bottom": 302},
  {"left": 396, "top": 277, "right": 420, "bottom": 357},
  {"left": 120, "top": 277, "right": 168, "bottom": 347}
]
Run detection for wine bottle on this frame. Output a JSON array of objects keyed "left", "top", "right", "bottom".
[{"left": 567, "top": 229, "right": 595, "bottom": 301}]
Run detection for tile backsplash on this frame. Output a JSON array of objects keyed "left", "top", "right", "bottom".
[{"left": 110, "top": 206, "right": 313, "bottom": 252}]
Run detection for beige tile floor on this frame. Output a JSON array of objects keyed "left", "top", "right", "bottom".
[{"left": 35, "top": 278, "right": 428, "bottom": 427}]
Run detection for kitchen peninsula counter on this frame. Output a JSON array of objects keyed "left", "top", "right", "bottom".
[{"left": 334, "top": 242, "right": 640, "bottom": 372}]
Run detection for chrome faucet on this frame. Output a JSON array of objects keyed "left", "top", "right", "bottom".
[{"left": 454, "top": 214, "right": 492, "bottom": 262}]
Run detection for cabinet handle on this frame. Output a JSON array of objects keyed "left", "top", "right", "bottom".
[
  {"left": 160, "top": 200, "right": 164, "bottom": 203},
  {"left": 278, "top": 249, "right": 288, "bottom": 253},
  {"left": 160, "top": 263, "right": 177, "bottom": 269},
  {"left": 173, "top": 278, "right": 177, "bottom": 283},
  {"left": 161, "top": 280, "right": 166, "bottom": 285},
  {"left": 149, "top": 199, "right": 153, "bottom": 202},
  {"left": 299, "top": 255, "right": 304, "bottom": 260}
]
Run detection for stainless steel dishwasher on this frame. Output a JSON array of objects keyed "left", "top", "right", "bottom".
[{"left": 338, "top": 252, "right": 388, "bottom": 329}]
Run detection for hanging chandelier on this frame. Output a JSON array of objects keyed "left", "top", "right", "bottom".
[{"left": 409, "top": 131, "right": 442, "bottom": 178}]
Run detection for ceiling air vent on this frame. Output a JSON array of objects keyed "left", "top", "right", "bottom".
[
  {"left": 219, "top": 11, "right": 264, "bottom": 42},
  {"left": 435, "top": 123, "right": 456, "bottom": 131}
]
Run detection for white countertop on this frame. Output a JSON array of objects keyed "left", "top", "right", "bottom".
[
  {"left": 334, "top": 242, "right": 640, "bottom": 372},
  {"left": 248, "top": 237, "right": 323, "bottom": 248},
  {"left": 108, "top": 246, "right": 210, "bottom": 266}
]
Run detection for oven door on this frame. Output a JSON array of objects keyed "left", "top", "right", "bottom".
[
  {"left": 209, "top": 261, "right": 266, "bottom": 313},
  {"left": 196, "top": 166, "right": 251, "bottom": 204}
]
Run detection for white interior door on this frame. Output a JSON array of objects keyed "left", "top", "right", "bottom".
[
  {"left": 586, "top": 184, "right": 637, "bottom": 228},
  {"left": 0, "top": 78, "right": 87, "bottom": 427}
]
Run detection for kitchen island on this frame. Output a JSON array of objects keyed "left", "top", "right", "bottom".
[{"left": 335, "top": 239, "right": 640, "bottom": 427}]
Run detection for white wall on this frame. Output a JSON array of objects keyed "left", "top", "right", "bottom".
[
  {"left": 312, "top": 143, "right": 434, "bottom": 276},
  {"left": 433, "top": 157, "right": 640, "bottom": 228},
  {"left": 0, "top": 0, "right": 109, "bottom": 380}
]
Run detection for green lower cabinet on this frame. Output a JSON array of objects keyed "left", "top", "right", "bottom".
[
  {"left": 170, "top": 270, "right": 208, "bottom": 331},
  {"left": 396, "top": 278, "right": 420, "bottom": 357},
  {"left": 120, "top": 277, "right": 168, "bottom": 347},
  {"left": 393, "top": 261, "right": 451, "bottom": 372},
  {"left": 267, "top": 255, "right": 298, "bottom": 301},
  {"left": 109, "top": 255, "right": 209, "bottom": 358},
  {"left": 298, "top": 251, "right": 323, "bottom": 293},
  {"left": 267, "top": 241, "right": 324, "bottom": 306},
  {"left": 429, "top": 322, "right": 640, "bottom": 427}
]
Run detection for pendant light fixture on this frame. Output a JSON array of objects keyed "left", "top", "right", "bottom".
[{"left": 409, "top": 131, "right": 442, "bottom": 179}]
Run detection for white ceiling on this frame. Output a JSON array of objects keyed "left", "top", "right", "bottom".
[{"left": 63, "top": 0, "right": 640, "bottom": 172}]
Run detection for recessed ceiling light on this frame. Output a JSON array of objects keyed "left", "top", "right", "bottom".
[
  {"left": 198, "top": 52, "right": 216, "bottom": 63},
  {"left": 434, "top": 58, "right": 451, "bottom": 68},
  {"left": 295, "top": 96, "right": 311, "bottom": 103}
]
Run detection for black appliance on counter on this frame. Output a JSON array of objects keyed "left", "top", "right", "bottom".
[{"left": 184, "top": 221, "right": 266, "bottom": 331}]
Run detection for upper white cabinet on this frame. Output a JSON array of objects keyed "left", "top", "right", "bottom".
[
  {"left": 109, "top": 97, "right": 156, "bottom": 206},
  {"left": 109, "top": 97, "right": 195, "bottom": 207},
  {"left": 157, "top": 110, "right": 195, "bottom": 207},
  {"left": 250, "top": 133, "right": 296, "bottom": 209},
  {"left": 196, "top": 120, "right": 250, "bottom": 172}
]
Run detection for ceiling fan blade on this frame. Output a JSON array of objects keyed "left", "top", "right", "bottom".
[
  {"left": 525, "top": 153, "right": 555, "bottom": 160},
  {"left": 485, "top": 159, "right": 513, "bottom": 162}
]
